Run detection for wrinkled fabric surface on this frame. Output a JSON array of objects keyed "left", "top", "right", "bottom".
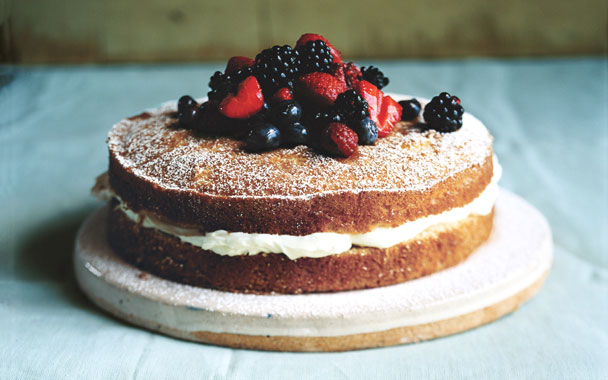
[{"left": 0, "top": 58, "right": 606, "bottom": 379}]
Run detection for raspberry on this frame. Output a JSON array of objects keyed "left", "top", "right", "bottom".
[
  {"left": 297, "top": 40, "right": 334, "bottom": 74},
  {"left": 296, "top": 72, "right": 347, "bottom": 107},
  {"left": 361, "top": 66, "right": 389, "bottom": 89},
  {"left": 334, "top": 89, "right": 369, "bottom": 123},
  {"left": 422, "top": 92, "right": 464, "bottom": 132},
  {"left": 321, "top": 122, "right": 358, "bottom": 157},
  {"left": 254, "top": 45, "right": 301, "bottom": 90}
]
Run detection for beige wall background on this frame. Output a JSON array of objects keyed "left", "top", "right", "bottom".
[{"left": 1, "top": 0, "right": 606, "bottom": 63}]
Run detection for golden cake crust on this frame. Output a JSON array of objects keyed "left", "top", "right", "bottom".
[
  {"left": 107, "top": 98, "right": 494, "bottom": 235},
  {"left": 107, "top": 202, "right": 494, "bottom": 294}
]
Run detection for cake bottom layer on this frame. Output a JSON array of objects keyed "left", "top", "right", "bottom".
[{"left": 108, "top": 206, "right": 494, "bottom": 294}]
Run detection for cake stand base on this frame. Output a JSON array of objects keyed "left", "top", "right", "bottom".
[{"left": 74, "top": 189, "right": 552, "bottom": 352}]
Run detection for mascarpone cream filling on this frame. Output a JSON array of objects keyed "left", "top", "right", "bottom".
[{"left": 105, "top": 157, "right": 501, "bottom": 260}]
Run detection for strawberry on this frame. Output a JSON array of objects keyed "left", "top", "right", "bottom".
[
  {"left": 321, "top": 122, "right": 358, "bottom": 157},
  {"left": 354, "top": 80, "right": 383, "bottom": 125},
  {"left": 295, "top": 33, "right": 342, "bottom": 64},
  {"left": 296, "top": 72, "right": 347, "bottom": 107},
  {"left": 273, "top": 87, "right": 293, "bottom": 103},
  {"left": 354, "top": 80, "right": 402, "bottom": 137},
  {"left": 377, "top": 95, "right": 402, "bottom": 137},
  {"left": 219, "top": 76, "right": 264, "bottom": 119},
  {"left": 225, "top": 56, "right": 254, "bottom": 74}
]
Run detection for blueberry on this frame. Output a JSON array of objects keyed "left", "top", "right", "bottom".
[
  {"left": 351, "top": 117, "right": 378, "bottom": 145},
  {"left": 179, "top": 106, "right": 199, "bottom": 128},
  {"left": 178, "top": 95, "right": 198, "bottom": 112},
  {"left": 247, "top": 102, "right": 271, "bottom": 127},
  {"left": 245, "top": 124, "right": 281, "bottom": 151},
  {"left": 310, "top": 111, "right": 343, "bottom": 127},
  {"left": 272, "top": 101, "right": 302, "bottom": 128},
  {"left": 399, "top": 99, "right": 421, "bottom": 121},
  {"left": 281, "top": 122, "right": 309, "bottom": 147}
]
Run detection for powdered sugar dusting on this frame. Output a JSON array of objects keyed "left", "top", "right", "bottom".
[{"left": 107, "top": 96, "right": 492, "bottom": 198}]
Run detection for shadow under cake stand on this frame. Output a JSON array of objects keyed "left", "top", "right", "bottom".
[{"left": 74, "top": 189, "right": 552, "bottom": 352}]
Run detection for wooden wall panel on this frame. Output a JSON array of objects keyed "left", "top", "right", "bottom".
[{"left": 1, "top": 0, "right": 606, "bottom": 63}]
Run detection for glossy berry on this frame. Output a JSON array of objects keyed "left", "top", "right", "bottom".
[
  {"left": 351, "top": 117, "right": 378, "bottom": 145},
  {"left": 361, "top": 66, "right": 389, "bottom": 89},
  {"left": 334, "top": 90, "right": 369, "bottom": 123},
  {"left": 321, "top": 122, "right": 358, "bottom": 157},
  {"left": 178, "top": 106, "right": 199, "bottom": 129},
  {"left": 399, "top": 98, "right": 421, "bottom": 121},
  {"left": 297, "top": 40, "right": 334, "bottom": 74},
  {"left": 254, "top": 45, "right": 301, "bottom": 90},
  {"left": 245, "top": 124, "right": 281, "bottom": 151},
  {"left": 178, "top": 95, "right": 197, "bottom": 112},
  {"left": 281, "top": 122, "right": 309, "bottom": 146},
  {"left": 296, "top": 72, "right": 347, "bottom": 107},
  {"left": 272, "top": 100, "right": 302, "bottom": 128},
  {"left": 422, "top": 92, "right": 464, "bottom": 132}
]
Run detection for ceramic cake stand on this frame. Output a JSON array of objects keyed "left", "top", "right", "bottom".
[{"left": 74, "top": 189, "right": 552, "bottom": 352}]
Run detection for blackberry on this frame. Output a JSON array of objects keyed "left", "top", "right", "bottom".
[
  {"left": 254, "top": 45, "right": 301, "bottom": 90},
  {"left": 207, "top": 67, "right": 253, "bottom": 103},
  {"left": 297, "top": 40, "right": 333, "bottom": 74},
  {"left": 399, "top": 98, "right": 422, "bottom": 121},
  {"left": 361, "top": 66, "right": 389, "bottom": 89},
  {"left": 334, "top": 90, "right": 369, "bottom": 123},
  {"left": 422, "top": 92, "right": 464, "bottom": 132},
  {"left": 351, "top": 117, "right": 378, "bottom": 145},
  {"left": 245, "top": 123, "right": 281, "bottom": 151}
]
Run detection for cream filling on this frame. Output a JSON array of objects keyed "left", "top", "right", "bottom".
[{"left": 105, "top": 157, "right": 501, "bottom": 260}]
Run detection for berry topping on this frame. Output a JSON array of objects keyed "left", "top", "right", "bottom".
[
  {"left": 295, "top": 33, "right": 342, "bottom": 63},
  {"left": 178, "top": 95, "right": 197, "bottom": 112},
  {"left": 334, "top": 89, "right": 369, "bottom": 123},
  {"left": 296, "top": 72, "right": 347, "bottom": 107},
  {"left": 297, "top": 40, "right": 334, "bottom": 74},
  {"left": 225, "top": 56, "right": 254, "bottom": 74},
  {"left": 192, "top": 33, "right": 405, "bottom": 155},
  {"left": 281, "top": 122, "right": 309, "bottom": 147},
  {"left": 423, "top": 92, "right": 464, "bottom": 132},
  {"left": 399, "top": 98, "right": 422, "bottom": 121},
  {"left": 272, "top": 100, "right": 302, "bottom": 128},
  {"left": 219, "top": 76, "right": 264, "bottom": 120},
  {"left": 245, "top": 123, "right": 281, "bottom": 151},
  {"left": 351, "top": 117, "right": 378, "bottom": 145},
  {"left": 320, "top": 122, "right": 358, "bottom": 157},
  {"left": 377, "top": 95, "right": 402, "bottom": 137},
  {"left": 361, "top": 66, "right": 389, "bottom": 89},
  {"left": 254, "top": 45, "right": 301, "bottom": 90},
  {"left": 273, "top": 87, "right": 294, "bottom": 103}
]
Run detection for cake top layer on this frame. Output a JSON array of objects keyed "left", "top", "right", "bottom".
[{"left": 108, "top": 96, "right": 492, "bottom": 199}]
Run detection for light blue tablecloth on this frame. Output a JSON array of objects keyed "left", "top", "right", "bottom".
[{"left": 1, "top": 58, "right": 606, "bottom": 379}]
